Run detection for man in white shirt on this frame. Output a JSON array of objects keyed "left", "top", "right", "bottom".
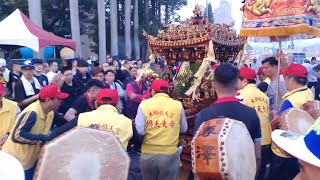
[
  {"left": 46, "top": 60, "right": 58, "bottom": 83},
  {"left": 308, "top": 57, "right": 318, "bottom": 97}
]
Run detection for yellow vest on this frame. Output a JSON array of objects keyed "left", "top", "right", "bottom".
[
  {"left": 238, "top": 84, "right": 271, "bottom": 145},
  {"left": 2, "top": 101, "right": 54, "bottom": 170},
  {"left": 0, "top": 98, "right": 18, "bottom": 138},
  {"left": 140, "top": 93, "right": 182, "bottom": 155},
  {"left": 272, "top": 86, "right": 313, "bottom": 157},
  {"left": 78, "top": 105, "right": 133, "bottom": 150}
]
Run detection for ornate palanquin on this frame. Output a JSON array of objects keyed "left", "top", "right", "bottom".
[{"left": 144, "top": 5, "right": 246, "bottom": 170}]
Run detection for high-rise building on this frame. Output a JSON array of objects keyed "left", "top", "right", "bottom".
[{"left": 214, "top": 0, "right": 234, "bottom": 25}]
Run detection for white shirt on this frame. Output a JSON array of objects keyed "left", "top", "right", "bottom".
[{"left": 46, "top": 71, "right": 56, "bottom": 83}]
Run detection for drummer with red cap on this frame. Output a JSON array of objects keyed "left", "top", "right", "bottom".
[
  {"left": 135, "top": 79, "right": 188, "bottom": 180},
  {"left": 2, "top": 84, "right": 69, "bottom": 180},
  {"left": 0, "top": 82, "right": 20, "bottom": 148},
  {"left": 270, "top": 63, "right": 314, "bottom": 180},
  {"left": 237, "top": 67, "right": 271, "bottom": 180}
]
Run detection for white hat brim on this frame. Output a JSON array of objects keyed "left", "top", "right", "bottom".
[{"left": 272, "top": 130, "right": 320, "bottom": 168}]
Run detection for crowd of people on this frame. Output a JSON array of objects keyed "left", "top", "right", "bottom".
[{"left": 0, "top": 51, "right": 319, "bottom": 180}]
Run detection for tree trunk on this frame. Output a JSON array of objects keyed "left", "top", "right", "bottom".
[
  {"left": 144, "top": 0, "right": 149, "bottom": 61},
  {"left": 134, "top": 0, "right": 140, "bottom": 59},
  {"left": 164, "top": 0, "right": 169, "bottom": 24},
  {"left": 69, "top": 0, "right": 82, "bottom": 58},
  {"left": 125, "top": 0, "right": 132, "bottom": 59},
  {"left": 98, "top": 0, "right": 106, "bottom": 65},
  {"left": 110, "top": 0, "right": 119, "bottom": 58},
  {"left": 157, "top": 1, "right": 161, "bottom": 28},
  {"left": 28, "top": 0, "right": 43, "bottom": 58}
]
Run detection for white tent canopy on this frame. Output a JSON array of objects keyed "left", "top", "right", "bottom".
[{"left": 0, "top": 9, "right": 75, "bottom": 52}]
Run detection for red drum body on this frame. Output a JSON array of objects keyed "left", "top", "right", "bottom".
[{"left": 192, "top": 118, "right": 256, "bottom": 180}]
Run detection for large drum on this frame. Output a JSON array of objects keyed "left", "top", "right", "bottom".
[
  {"left": 302, "top": 100, "right": 320, "bottom": 120},
  {"left": 271, "top": 108, "right": 315, "bottom": 135},
  {"left": 192, "top": 118, "right": 256, "bottom": 180},
  {"left": 33, "top": 127, "right": 130, "bottom": 180}
]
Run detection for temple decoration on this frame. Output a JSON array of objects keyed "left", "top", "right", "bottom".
[
  {"left": 240, "top": 0, "right": 320, "bottom": 41},
  {"left": 144, "top": 5, "right": 245, "bottom": 171}
]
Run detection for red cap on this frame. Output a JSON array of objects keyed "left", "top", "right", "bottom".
[
  {"left": 283, "top": 64, "right": 308, "bottom": 78},
  {"left": 96, "top": 89, "right": 119, "bottom": 104},
  {"left": 39, "top": 84, "right": 69, "bottom": 99},
  {"left": 151, "top": 79, "right": 170, "bottom": 92},
  {"left": 257, "top": 67, "right": 264, "bottom": 75},
  {"left": 239, "top": 67, "right": 256, "bottom": 80},
  {"left": 0, "top": 82, "right": 5, "bottom": 96}
]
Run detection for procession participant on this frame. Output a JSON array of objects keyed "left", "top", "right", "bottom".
[
  {"left": 0, "top": 83, "right": 20, "bottom": 148},
  {"left": 271, "top": 119, "right": 320, "bottom": 180},
  {"left": 194, "top": 64, "right": 262, "bottom": 177},
  {"left": 42, "top": 62, "right": 50, "bottom": 74},
  {"left": 14, "top": 60, "right": 42, "bottom": 110},
  {"left": 257, "top": 66, "right": 270, "bottom": 94},
  {"left": 124, "top": 69, "right": 151, "bottom": 120},
  {"left": 270, "top": 63, "right": 313, "bottom": 180},
  {"left": 46, "top": 60, "right": 58, "bottom": 83},
  {"left": 33, "top": 59, "right": 49, "bottom": 87},
  {"left": 135, "top": 79, "right": 188, "bottom": 180},
  {"left": 58, "top": 66, "right": 82, "bottom": 114},
  {"left": 49, "top": 89, "right": 133, "bottom": 149},
  {"left": 73, "top": 59, "right": 91, "bottom": 88},
  {"left": 237, "top": 67, "right": 271, "bottom": 179},
  {"left": 64, "top": 79, "right": 103, "bottom": 121},
  {"left": 308, "top": 57, "right": 318, "bottom": 99},
  {"left": 262, "top": 57, "right": 287, "bottom": 111},
  {"left": 2, "top": 84, "right": 69, "bottom": 180}
]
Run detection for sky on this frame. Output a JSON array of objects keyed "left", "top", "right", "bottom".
[{"left": 177, "top": 0, "right": 243, "bottom": 31}]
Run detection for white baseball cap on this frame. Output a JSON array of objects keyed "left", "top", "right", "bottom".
[
  {"left": 272, "top": 124, "right": 320, "bottom": 168},
  {"left": 0, "top": 58, "right": 6, "bottom": 68}
]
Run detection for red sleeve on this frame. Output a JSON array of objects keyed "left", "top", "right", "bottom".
[{"left": 126, "top": 83, "right": 151, "bottom": 103}]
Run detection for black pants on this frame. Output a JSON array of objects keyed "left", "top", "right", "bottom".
[
  {"left": 258, "top": 145, "right": 272, "bottom": 180},
  {"left": 269, "top": 152, "right": 300, "bottom": 180},
  {"left": 308, "top": 82, "right": 319, "bottom": 100}
]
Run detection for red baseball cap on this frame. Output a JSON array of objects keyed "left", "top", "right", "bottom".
[
  {"left": 96, "top": 89, "right": 119, "bottom": 104},
  {"left": 151, "top": 79, "right": 170, "bottom": 92},
  {"left": 39, "top": 84, "right": 69, "bottom": 99},
  {"left": 239, "top": 67, "right": 256, "bottom": 80},
  {"left": 283, "top": 64, "right": 308, "bottom": 78},
  {"left": 0, "top": 82, "right": 5, "bottom": 96},
  {"left": 257, "top": 67, "right": 264, "bottom": 75}
]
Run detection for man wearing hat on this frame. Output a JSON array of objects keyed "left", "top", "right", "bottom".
[
  {"left": 270, "top": 63, "right": 314, "bottom": 180},
  {"left": 14, "top": 60, "right": 42, "bottom": 110},
  {"left": 135, "top": 79, "right": 188, "bottom": 180},
  {"left": 2, "top": 84, "right": 69, "bottom": 180},
  {"left": 272, "top": 119, "right": 320, "bottom": 180},
  {"left": 237, "top": 67, "right": 271, "bottom": 179},
  {"left": 49, "top": 89, "right": 133, "bottom": 149},
  {"left": 0, "top": 82, "right": 20, "bottom": 148}
]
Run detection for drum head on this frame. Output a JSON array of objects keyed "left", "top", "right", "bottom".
[
  {"left": 192, "top": 118, "right": 256, "bottom": 180},
  {"left": 272, "top": 108, "right": 315, "bottom": 135},
  {"left": 34, "top": 127, "right": 130, "bottom": 180}
]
